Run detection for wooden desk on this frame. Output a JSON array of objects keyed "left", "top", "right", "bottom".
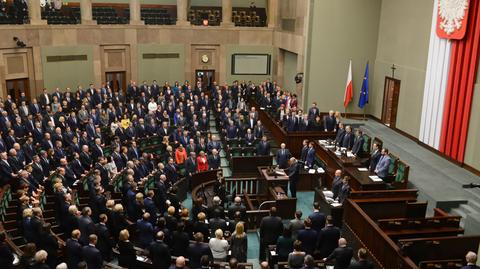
[
  {"left": 230, "top": 156, "right": 273, "bottom": 177},
  {"left": 268, "top": 187, "right": 296, "bottom": 219},
  {"left": 190, "top": 169, "right": 222, "bottom": 190},
  {"left": 258, "top": 166, "right": 322, "bottom": 192},
  {"left": 344, "top": 167, "right": 387, "bottom": 191}
]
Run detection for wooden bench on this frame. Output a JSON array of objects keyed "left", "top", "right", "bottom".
[
  {"left": 398, "top": 235, "right": 480, "bottom": 264},
  {"left": 358, "top": 200, "right": 428, "bottom": 220},
  {"left": 378, "top": 216, "right": 462, "bottom": 231},
  {"left": 230, "top": 155, "right": 272, "bottom": 177},
  {"left": 418, "top": 259, "right": 463, "bottom": 269}
]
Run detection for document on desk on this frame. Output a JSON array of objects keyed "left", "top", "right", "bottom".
[
  {"left": 317, "top": 167, "right": 325, "bottom": 173},
  {"left": 308, "top": 169, "right": 316, "bottom": 174},
  {"left": 369, "top": 175, "right": 383, "bottom": 182},
  {"left": 358, "top": 167, "right": 369, "bottom": 172},
  {"left": 331, "top": 202, "right": 342, "bottom": 207},
  {"left": 323, "top": 190, "right": 333, "bottom": 198},
  {"left": 319, "top": 140, "right": 328, "bottom": 144},
  {"left": 325, "top": 145, "right": 335, "bottom": 149},
  {"left": 275, "top": 170, "right": 286, "bottom": 176},
  {"left": 346, "top": 152, "right": 355, "bottom": 158}
]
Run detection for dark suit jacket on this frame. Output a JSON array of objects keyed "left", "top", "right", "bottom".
[
  {"left": 149, "top": 240, "right": 171, "bottom": 269},
  {"left": 348, "top": 260, "right": 375, "bottom": 269},
  {"left": 82, "top": 245, "right": 103, "bottom": 269},
  {"left": 324, "top": 116, "right": 336, "bottom": 131},
  {"left": 276, "top": 149, "right": 291, "bottom": 169},
  {"left": 297, "top": 228, "right": 318, "bottom": 255},
  {"left": 326, "top": 246, "right": 354, "bottom": 269},
  {"left": 256, "top": 141, "right": 270, "bottom": 156},
  {"left": 66, "top": 238, "right": 83, "bottom": 269},
  {"left": 95, "top": 223, "right": 112, "bottom": 261},
  {"left": 78, "top": 216, "right": 95, "bottom": 245},
  {"left": 208, "top": 154, "right": 221, "bottom": 170},
  {"left": 368, "top": 150, "right": 381, "bottom": 172},
  {"left": 341, "top": 132, "right": 355, "bottom": 150},
  {"left": 259, "top": 215, "right": 284, "bottom": 244},
  {"left": 309, "top": 211, "right": 326, "bottom": 233},
  {"left": 185, "top": 157, "right": 197, "bottom": 175},
  {"left": 317, "top": 225, "right": 341, "bottom": 258},
  {"left": 187, "top": 242, "right": 212, "bottom": 269},
  {"left": 137, "top": 219, "right": 154, "bottom": 248},
  {"left": 351, "top": 136, "right": 365, "bottom": 156}
]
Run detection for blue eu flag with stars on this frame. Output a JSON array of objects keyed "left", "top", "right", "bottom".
[{"left": 358, "top": 62, "right": 369, "bottom": 108}]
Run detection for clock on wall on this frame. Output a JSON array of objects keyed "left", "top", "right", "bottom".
[{"left": 201, "top": 54, "right": 209, "bottom": 63}]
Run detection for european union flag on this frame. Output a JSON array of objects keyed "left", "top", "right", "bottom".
[{"left": 358, "top": 62, "right": 369, "bottom": 108}]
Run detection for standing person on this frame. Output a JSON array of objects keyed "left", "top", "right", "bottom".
[
  {"left": 259, "top": 207, "right": 284, "bottom": 261},
  {"left": 117, "top": 229, "right": 136, "bottom": 269},
  {"left": 348, "top": 248, "right": 374, "bottom": 269},
  {"left": 288, "top": 241, "right": 306, "bottom": 269},
  {"left": 0, "top": 232, "right": 13, "bottom": 269},
  {"left": 82, "top": 235, "right": 103, "bottom": 269},
  {"left": 287, "top": 157, "right": 300, "bottom": 198},
  {"left": 197, "top": 151, "right": 209, "bottom": 172},
  {"left": 323, "top": 238, "right": 354, "bottom": 269},
  {"left": 276, "top": 143, "right": 292, "bottom": 169},
  {"left": 208, "top": 229, "right": 229, "bottom": 262},
  {"left": 461, "top": 251, "right": 480, "bottom": 269},
  {"left": 230, "top": 223, "right": 248, "bottom": 263}
]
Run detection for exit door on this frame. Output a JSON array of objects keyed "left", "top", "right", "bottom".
[
  {"left": 381, "top": 77, "right": 401, "bottom": 128},
  {"left": 106, "top": 71, "right": 126, "bottom": 94},
  {"left": 195, "top": 70, "right": 215, "bottom": 91},
  {"left": 6, "top": 78, "right": 30, "bottom": 102}
]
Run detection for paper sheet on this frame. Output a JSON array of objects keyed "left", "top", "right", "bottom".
[
  {"left": 317, "top": 167, "right": 325, "bottom": 173},
  {"left": 358, "top": 167, "right": 369, "bottom": 172},
  {"left": 369, "top": 175, "right": 383, "bottom": 182},
  {"left": 347, "top": 152, "right": 355, "bottom": 158}
]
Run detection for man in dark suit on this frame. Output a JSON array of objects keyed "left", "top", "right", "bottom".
[
  {"left": 340, "top": 126, "right": 355, "bottom": 150},
  {"left": 276, "top": 143, "right": 292, "bottom": 169},
  {"left": 165, "top": 158, "right": 179, "bottom": 183},
  {"left": 256, "top": 135, "right": 270, "bottom": 156},
  {"left": 187, "top": 233, "right": 213, "bottom": 269},
  {"left": 228, "top": 196, "right": 247, "bottom": 220},
  {"left": 185, "top": 152, "right": 197, "bottom": 177},
  {"left": 348, "top": 248, "right": 374, "bottom": 269},
  {"left": 335, "top": 123, "right": 346, "bottom": 145},
  {"left": 82, "top": 234, "right": 103, "bottom": 269},
  {"left": 338, "top": 177, "right": 351, "bottom": 204},
  {"left": 461, "top": 251, "right": 480, "bottom": 269},
  {"left": 148, "top": 231, "right": 171, "bottom": 269},
  {"left": 317, "top": 216, "right": 341, "bottom": 259},
  {"left": 351, "top": 130, "right": 365, "bottom": 156},
  {"left": 94, "top": 214, "right": 113, "bottom": 262},
  {"left": 128, "top": 141, "right": 141, "bottom": 160},
  {"left": 287, "top": 157, "right": 300, "bottom": 198},
  {"left": 144, "top": 190, "right": 158, "bottom": 224},
  {"left": 300, "top": 139, "right": 309, "bottom": 162},
  {"left": 323, "top": 238, "right": 354, "bottom": 269},
  {"left": 39, "top": 89, "right": 51, "bottom": 109},
  {"left": 297, "top": 218, "right": 318, "bottom": 255},
  {"left": 66, "top": 229, "right": 84, "bottom": 269},
  {"left": 331, "top": 170, "right": 344, "bottom": 200},
  {"left": 324, "top": 110, "right": 337, "bottom": 132},
  {"left": 208, "top": 149, "right": 221, "bottom": 170},
  {"left": 259, "top": 207, "right": 284, "bottom": 260},
  {"left": 137, "top": 213, "right": 154, "bottom": 248},
  {"left": 309, "top": 202, "right": 326, "bottom": 233},
  {"left": 368, "top": 143, "right": 381, "bottom": 172},
  {"left": 0, "top": 152, "right": 16, "bottom": 185},
  {"left": 78, "top": 207, "right": 96, "bottom": 245},
  {"left": 305, "top": 142, "right": 316, "bottom": 168}
]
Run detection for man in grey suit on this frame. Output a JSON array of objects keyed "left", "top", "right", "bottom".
[{"left": 374, "top": 148, "right": 391, "bottom": 180}]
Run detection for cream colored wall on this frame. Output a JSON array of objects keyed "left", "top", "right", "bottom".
[
  {"left": 190, "top": 0, "right": 266, "bottom": 7},
  {"left": 371, "top": 0, "right": 433, "bottom": 138},
  {"left": 464, "top": 60, "right": 480, "bottom": 170},
  {"left": 137, "top": 44, "right": 185, "bottom": 84},
  {"left": 0, "top": 25, "right": 274, "bottom": 97},
  {"left": 282, "top": 50, "right": 297, "bottom": 92},
  {"left": 41, "top": 45, "right": 94, "bottom": 90},
  {"left": 304, "top": 0, "right": 381, "bottom": 113}
]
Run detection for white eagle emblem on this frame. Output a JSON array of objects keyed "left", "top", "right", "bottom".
[{"left": 438, "top": 0, "right": 469, "bottom": 35}]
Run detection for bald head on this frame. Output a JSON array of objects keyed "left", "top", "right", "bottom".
[
  {"left": 466, "top": 251, "right": 477, "bottom": 264},
  {"left": 176, "top": 256, "right": 186, "bottom": 267},
  {"left": 338, "top": 238, "right": 347, "bottom": 247}
]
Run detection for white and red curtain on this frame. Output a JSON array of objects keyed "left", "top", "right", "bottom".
[{"left": 420, "top": 0, "right": 480, "bottom": 163}]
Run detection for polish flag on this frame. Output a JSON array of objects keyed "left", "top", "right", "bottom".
[{"left": 343, "top": 60, "right": 353, "bottom": 108}]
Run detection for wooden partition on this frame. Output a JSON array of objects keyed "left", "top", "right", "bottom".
[
  {"left": 343, "top": 199, "right": 419, "bottom": 269},
  {"left": 191, "top": 169, "right": 222, "bottom": 190},
  {"left": 250, "top": 98, "right": 335, "bottom": 157},
  {"left": 398, "top": 236, "right": 480, "bottom": 264},
  {"left": 230, "top": 155, "right": 272, "bottom": 177}
]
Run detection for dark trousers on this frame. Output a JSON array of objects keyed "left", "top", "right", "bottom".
[{"left": 289, "top": 180, "right": 297, "bottom": 198}]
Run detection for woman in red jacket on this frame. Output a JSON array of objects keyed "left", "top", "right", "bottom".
[{"left": 197, "top": 151, "right": 209, "bottom": 172}]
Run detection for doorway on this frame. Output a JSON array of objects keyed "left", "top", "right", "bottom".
[
  {"left": 6, "top": 78, "right": 30, "bottom": 102},
  {"left": 106, "top": 71, "right": 126, "bottom": 94},
  {"left": 195, "top": 69, "right": 215, "bottom": 91},
  {"left": 381, "top": 77, "right": 401, "bottom": 128}
]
